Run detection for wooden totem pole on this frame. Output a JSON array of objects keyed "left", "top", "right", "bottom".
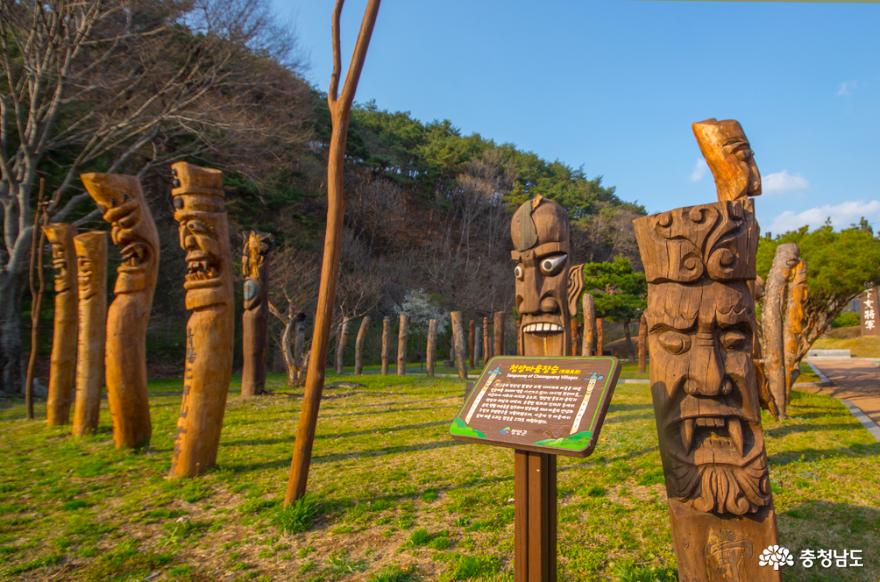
[
  {"left": 633, "top": 119, "right": 778, "bottom": 581},
  {"left": 169, "top": 161, "right": 234, "bottom": 478},
  {"left": 510, "top": 195, "right": 584, "bottom": 581},
  {"left": 72, "top": 231, "right": 107, "bottom": 436},
  {"left": 82, "top": 173, "right": 159, "bottom": 449},
  {"left": 241, "top": 230, "right": 272, "bottom": 397},
  {"left": 783, "top": 257, "right": 807, "bottom": 403},
  {"left": 43, "top": 223, "right": 77, "bottom": 425},
  {"left": 760, "top": 243, "right": 800, "bottom": 419}
]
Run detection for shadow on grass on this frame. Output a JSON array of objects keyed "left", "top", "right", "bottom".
[
  {"left": 765, "top": 422, "right": 863, "bottom": 438},
  {"left": 769, "top": 442, "right": 880, "bottom": 466}
]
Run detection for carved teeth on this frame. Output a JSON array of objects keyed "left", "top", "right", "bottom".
[
  {"left": 681, "top": 418, "right": 695, "bottom": 453},
  {"left": 523, "top": 323, "right": 563, "bottom": 333},
  {"left": 728, "top": 417, "right": 744, "bottom": 455}
]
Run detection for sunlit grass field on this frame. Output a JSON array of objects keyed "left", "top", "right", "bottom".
[{"left": 1, "top": 370, "right": 878, "bottom": 581}]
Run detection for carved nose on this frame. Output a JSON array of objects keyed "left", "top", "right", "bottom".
[
  {"left": 684, "top": 333, "right": 731, "bottom": 396},
  {"left": 540, "top": 297, "right": 560, "bottom": 313}
]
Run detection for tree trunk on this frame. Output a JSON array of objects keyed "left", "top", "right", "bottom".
[
  {"left": 638, "top": 313, "right": 648, "bottom": 373},
  {"left": 762, "top": 243, "right": 798, "bottom": 419},
  {"left": 482, "top": 315, "right": 490, "bottom": 363},
  {"left": 293, "top": 318, "right": 306, "bottom": 386},
  {"left": 451, "top": 311, "right": 468, "bottom": 380},
  {"left": 426, "top": 319, "right": 436, "bottom": 377},
  {"left": 467, "top": 319, "right": 475, "bottom": 368},
  {"left": 335, "top": 317, "right": 350, "bottom": 375},
  {"left": 381, "top": 316, "right": 390, "bottom": 375},
  {"left": 581, "top": 293, "right": 596, "bottom": 356},
  {"left": 354, "top": 316, "right": 370, "bottom": 375},
  {"left": 596, "top": 317, "right": 605, "bottom": 356},
  {"left": 0, "top": 272, "right": 27, "bottom": 397},
  {"left": 493, "top": 311, "right": 505, "bottom": 357},
  {"left": 396, "top": 313, "right": 408, "bottom": 376}
]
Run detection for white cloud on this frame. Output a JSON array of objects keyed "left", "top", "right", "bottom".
[
  {"left": 768, "top": 200, "right": 880, "bottom": 234},
  {"left": 762, "top": 170, "right": 809, "bottom": 194},
  {"left": 837, "top": 80, "right": 858, "bottom": 97},
  {"left": 689, "top": 158, "right": 707, "bottom": 182}
]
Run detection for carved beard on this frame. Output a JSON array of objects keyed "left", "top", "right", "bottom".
[{"left": 671, "top": 452, "right": 770, "bottom": 515}]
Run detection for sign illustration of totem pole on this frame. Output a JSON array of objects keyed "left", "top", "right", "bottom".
[
  {"left": 241, "top": 230, "right": 272, "bottom": 397},
  {"left": 170, "top": 161, "right": 234, "bottom": 477},
  {"left": 82, "top": 173, "right": 160, "bottom": 448},
  {"left": 633, "top": 119, "right": 778, "bottom": 581},
  {"left": 72, "top": 231, "right": 107, "bottom": 436},
  {"left": 43, "top": 223, "right": 78, "bottom": 425},
  {"left": 509, "top": 194, "right": 583, "bottom": 581}
]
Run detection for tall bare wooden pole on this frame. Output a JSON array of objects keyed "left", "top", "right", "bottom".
[
  {"left": 354, "top": 316, "right": 369, "bottom": 375},
  {"left": 335, "top": 317, "right": 350, "bottom": 374},
  {"left": 596, "top": 317, "right": 605, "bottom": 357},
  {"left": 380, "top": 316, "right": 390, "bottom": 375},
  {"left": 24, "top": 182, "right": 47, "bottom": 420},
  {"left": 493, "top": 311, "right": 505, "bottom": 357},
  {"left": 285, "top": 0, "right": 381, "bottom": 505},
  {"left": 426, "top": 319, "right": 436, "bottom": 376},
  {"left": 581, "top": 293, "right": 595, "bottom": 356},
  {"left": 396, "top": 313, "right": 408, "bottom": 376},
  {"left": 482, "top": 315, "right": 490, "bottom": 363},
  {"left": 451, "top": 311, "right": 467, "bottom": 380},
  {"left": 473, "top": 324, "right": 482, "bottom": 368}
]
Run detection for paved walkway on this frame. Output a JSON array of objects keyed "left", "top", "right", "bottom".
[{"left": 801, "top": 358, "right": 880, "bottom": 441}]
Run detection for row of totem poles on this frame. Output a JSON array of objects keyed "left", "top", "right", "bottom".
[
  {"left": 38, "top": 162, "right": 268, "bottom": 477},
  {"left": 508, "top": 118, "right": 807, "bottom": 581}
]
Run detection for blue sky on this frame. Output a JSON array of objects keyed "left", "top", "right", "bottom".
[{"left": 271, "top": 1, "right": 880, "bottom": 234}]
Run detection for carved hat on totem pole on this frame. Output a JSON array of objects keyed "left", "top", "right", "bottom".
[
  {"left": 510, "top": 194, "right": 570, "bottom": 254},
  {"left": 171, "top": 161, "right": 225, "bottom": 210},
  {"left": 632, "top": 200, "right": 758, "bottom": 285}
]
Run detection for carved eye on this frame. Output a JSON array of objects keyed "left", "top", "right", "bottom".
[
  {"left": 187, "top": 220, "right": 209, "bottom": 235},
  {"left": 721, "top": 329, "right": 749, "bottom": 350},
  {"left": 736, "top": 148, "right": 754, "bottom": 162},
  {"left": 514, "top": 264, "right": 524, "bottom": 280},
  {"left": 658, "top": 331, "right": 690, "bottom": 355},
  {"left": 539, "top": 254, "right": 567, "bottom": 276}
]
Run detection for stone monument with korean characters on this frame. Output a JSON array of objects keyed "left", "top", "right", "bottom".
[
  {"left": 241, "top": 230, "right": 272, "bottom": 397},
  {"left": 633, "top": 119, "right": 779, "bottom": 581},
  {"left": 169, "top": 161, "right": 234, "bottom": 478},
  {"left": 43, "top": 223, "right": 78, "bottom": 425},
  {"left": 82, "top": 172, "right": 160, "bottom": 449}
]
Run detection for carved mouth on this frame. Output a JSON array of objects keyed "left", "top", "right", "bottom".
[
  {"left": 680, "top": 415, "right": 745, "bottom": 457},
  {"left": 119, "top": 242, "right": 149, "bottom": 273},
  {"left": 522, "top": 322, "right": 563, "bottom": 334},
  {"left": 184, "top": 250, "right": 221, "bottom": 288}
]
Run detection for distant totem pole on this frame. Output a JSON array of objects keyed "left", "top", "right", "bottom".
[
  {"left": 72, "top": 231, "right": 107, "bottom": 436},
  {"left": 241, "top": 230, "right": 272, "bottom": 397},
  {"left": 82, "top": 173, "right": 159, "bottom": 449},
  {"left": 509, "top": 195, "right": 584, "bottom": 580},
  {"left": 760, "top": 243, "right": 800, "bottom": 419},
  {"left": 44, "top": 224, "right": 78, "bottom": 425},
  {"left": 633, "top": 119, "right": 778, "bottom": 581},
  {"left": 170, "top": 162, "right": 234, "bottom": 477}
]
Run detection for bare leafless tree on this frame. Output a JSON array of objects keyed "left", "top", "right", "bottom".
[{"left": 0, "top": 0, "right": 310, "bottom": 392}]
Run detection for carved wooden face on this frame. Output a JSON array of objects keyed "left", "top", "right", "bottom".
[
  {"left": 692, "top": 119, "right": 761, "bottom": 201},
  {"left": 171, "top": 162, "right": 231, "bottom": 310},
  {"left": 73, "top": 232, "right": 106, "bottom": 301},
  {"left": 241, "top": 231, "right": 271, "bottom": 311},
  {"left": 43, "top": 224, "right": 76, "bottom": 294},
  {"left": 81, "top": 173, "right": 159, "bottom": 295},
  {"left": 646, "top": 280, "right": 769, "bottom": 515},
  {"left": 510, "top": 196, "right": 582, "bottom": 356}
]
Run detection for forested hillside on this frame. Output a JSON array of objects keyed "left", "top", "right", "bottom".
[{"left": 2, "top": 0, "right": 645, "bottom": 384}]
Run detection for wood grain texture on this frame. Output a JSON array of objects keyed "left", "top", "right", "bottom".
[
  {"left": 82, "top": 173, "right": 159, "bottom": 448},
  {"left": 169, "top": 161, "right": 234, "bottom": 478},
  {"left": 380, "top": 316, "right": 390, "bottom": 375},
  {"left": 396, "top": 313, "right": 407, "bottom": 376},
  {"left": 71, "top": 231, "right": 107, "bottom": 437},
  {"left": 581, "top": 293, "right": 595, "bottom": 357},
  {"left": 241, "top": 231, "right": 272, "bottom": 397},
  {"left": 451, "top": 311, "right": 467, "bottom": 380},
  {"left": 482, "top": 315, "right": 491, "bottom": 363},
  {"left": 43, "top": 223, "right": 77, "bottom": 426},
  {"left": 761, "top": 243, "right": 799, "bottom": 419},
  {"left": 335, "top": 318, "right": 350, "bottom": 375},
  {"left": 426, "top": 318, "right": 436, "bottom": 376},
  {"left": 354, "top": 316, "right": 370, "bottom": 375}
]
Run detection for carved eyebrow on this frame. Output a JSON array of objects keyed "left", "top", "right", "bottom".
[
  {"left": 715, "top": 305, "right": 752, "bottom": 327},
  {"left": 647, "top": 311, "right": 697, "bottom": 333}
]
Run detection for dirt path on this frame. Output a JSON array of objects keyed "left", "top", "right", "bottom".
[{"left": 801, "top": 358, "right": 880, "bottom": 441}]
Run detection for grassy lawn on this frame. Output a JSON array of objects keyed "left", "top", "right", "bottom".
[
  {"left": 813, "top": 334, "right": 880, "bottom": 358},
  {"left": 1, "top": 370, "right": 878, "bottom": 581}
]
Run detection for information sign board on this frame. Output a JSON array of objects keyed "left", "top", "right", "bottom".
[{"left": 450, "top": 356, "right": 620, "bottom": 457}]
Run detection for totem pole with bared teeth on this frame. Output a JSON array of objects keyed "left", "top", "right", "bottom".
[
  {"left": 633, "top": 119, "right": 779, "bottom": 581},
  {"left": 82, "top": 173, "right": 160, "bottom": 448},
  {"left": 43, "top": 223, "right": 78, "bottom": 425},
  {"left": 169, "top": 161, "right": 234, "bottom": 477}
]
